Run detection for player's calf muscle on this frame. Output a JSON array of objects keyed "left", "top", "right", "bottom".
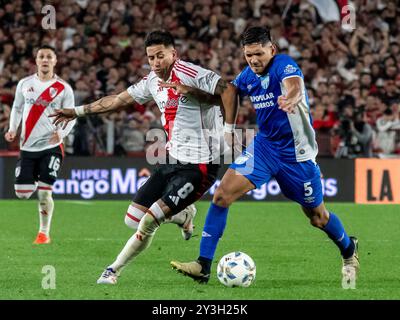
[{"left": 302, "top": 205, "right": 329, "bottom": 228}]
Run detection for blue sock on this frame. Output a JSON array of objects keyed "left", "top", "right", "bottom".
[
  {"left": 199, "top": 203, "right": 228, "bottom": 263},
  {"left": 322, "top": 212, "right": 353, "bottom": 258}
]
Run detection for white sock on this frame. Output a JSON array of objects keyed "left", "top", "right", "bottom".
[
  {"left": 38, "top": 188, "right": 54, "bottom": 236},
  {"left": 125, "top": 204, "right": 146, "bottom": 230},
  {"left": 109, "top": 203, "right": 165, "bottom": 272}
]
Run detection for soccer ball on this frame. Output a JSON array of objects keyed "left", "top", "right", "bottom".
[{"left": 217, "top": 251, "right": 256, "bottom": 287}]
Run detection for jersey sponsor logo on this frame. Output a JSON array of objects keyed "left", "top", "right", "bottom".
[
  {"left": 25, "top": 98, "right": 57, "bottom": 108},
  {"left": 253, "top": 101, "right": 274, "bottom": 109},
  {"left": 283, "top": 64, "right": 297, "bottom": 75},
  {"left": 249, "top": 92, "right": 274, "bottom": 102},
  {"left": 260, "top": 74, "right": 270, "bottom": 89},
  {"left": 163, "top": 70, "right": 181, "bottom": 140}
]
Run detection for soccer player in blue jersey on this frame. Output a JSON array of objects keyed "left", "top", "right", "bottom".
[{"left": 171, "top": 26, "right": 359, "bottom": 287}]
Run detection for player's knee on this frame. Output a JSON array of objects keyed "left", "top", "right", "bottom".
[
  {"left": 38, "top": 189, "right": 52, "bottom": 202},
  {"left": 15, "top": 184, "right": 36, "bottom": 199},
  {"left": 125, "top": 204, "right": 146, "bottom": 230},
  {"left": 213, "top": 185, "right": 233, "bottom": 207},
  {"left": 125, "top": 214, "right": 139, "bottom": 230},
  {"left": 137, "top": 213, "right": 159, "bottom": 236}
]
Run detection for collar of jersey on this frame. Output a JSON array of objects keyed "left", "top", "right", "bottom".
[{"left": 35, "top": 73, "right": 58, "bottom": 82}]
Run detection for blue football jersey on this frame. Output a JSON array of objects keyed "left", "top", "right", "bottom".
[{"left": 232, "top": 54, "right": 318, "bottom": 162}]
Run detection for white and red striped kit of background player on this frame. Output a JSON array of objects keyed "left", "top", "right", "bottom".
[{"left": 9, "top": 73, "right": 75, "bottom": 152}]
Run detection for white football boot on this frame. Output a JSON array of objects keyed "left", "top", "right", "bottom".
[
  {"left": 166, "top": 204, "right": 197, "bottom": 240},
  {"left": 342, "top": 236, "right": 359, "bottom": 289},
  {"left": 177, "top": 204, "right": 197, "bottom": 240},
  {"left": 97, "top": 268, "right": 119, "bottom": 285}
]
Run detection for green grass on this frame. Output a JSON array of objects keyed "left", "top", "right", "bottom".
[{"left": 0, "top": 200, "right": 399, "bottom": 300}]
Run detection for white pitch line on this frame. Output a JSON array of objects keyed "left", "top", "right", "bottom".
[{"left": 65, "top": 201, "right": 95, "bottom": 205}]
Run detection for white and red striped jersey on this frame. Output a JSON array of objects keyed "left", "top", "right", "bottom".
[
  {"left": 127, "top": 59, "right": 224, "bottom": 164},
  {"left": 9, "top": 74, "right": 76, "bottom": 152}
]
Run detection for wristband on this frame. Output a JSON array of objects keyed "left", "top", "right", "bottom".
[
  {"left": 74, "top": 105, "right": 85, "bottom": 117},
  {"left": 224, "top": 123, "right": 235, "bottom": 133}
]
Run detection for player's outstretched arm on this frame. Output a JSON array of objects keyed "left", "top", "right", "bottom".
[
  {"left": 50, "top": 90, "right": 135, "bottom": 128},
  {"left": 277, "top": 77, "right": 302, "bottom": 114}
]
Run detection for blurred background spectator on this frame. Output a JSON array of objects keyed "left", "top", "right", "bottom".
[{"left": 0, "top": 0, "right": 399, "bottom": 158}]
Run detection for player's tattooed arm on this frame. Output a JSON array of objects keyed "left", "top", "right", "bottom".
[
  {"left": 215, "top": 79, "right": 238, "bottom": 125},
  {"left": 50, "top": 90, "right": 135, "bottom": 128},
  {"left": 214, "top": 79, "right": 228, "bottom": 96},
  {"left": 83, "top": 91, "right": 134, "bottom": 114}
]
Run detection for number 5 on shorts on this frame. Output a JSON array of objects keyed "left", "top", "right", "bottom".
[{"left": 304, "top": 182, "right": 313, "bottom": 197}]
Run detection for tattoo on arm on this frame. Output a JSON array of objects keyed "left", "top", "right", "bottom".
[
  {"left": 214, "top": 79, "right": 228, "bottom": 95},
  {"left": 83, "top": 94, "right": 132, "bottom": 115}
]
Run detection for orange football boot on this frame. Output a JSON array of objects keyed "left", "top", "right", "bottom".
[{"left": 33, "top": 232, "right": 51, "bottom": 244}]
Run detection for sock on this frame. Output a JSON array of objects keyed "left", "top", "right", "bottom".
[
  {"left": 125, "top": 204, "right": 145, "bottom": 230},
  {"left": 109, "top": 203, "right": 164, "bottom": 272},
  {"left": 198, "top": 203, "right": 228, "bottom": 266},
  {"left": 38, "top": 189, "right": 54, "bottom": 236},
  {"left": 322, "top": 212, "right": 353, "bottom": 258},
  {"left": 109, "top": 213, "right": 159, "bottom": 272}
]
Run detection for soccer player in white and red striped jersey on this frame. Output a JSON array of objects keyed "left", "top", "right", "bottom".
[
  {"left": 51, "top": 30, "right": 235, "bottom": 284},
  {"left": 4, "top": 45, "right": 76, "bottom": 244}
]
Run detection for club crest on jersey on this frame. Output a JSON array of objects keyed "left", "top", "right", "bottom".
[
  {"left": 260, "top": 74, "right": 270, "bottom": 89},
  {"left": 49, "top": 87, "right": 58, "bottom": 98}
]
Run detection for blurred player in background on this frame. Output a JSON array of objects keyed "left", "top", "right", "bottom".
[
  {"left": 4, "top": 45, "right": 76, "bottom": 244},
  {"left": 51, "top": 30, "right": 235, "bottom": 284},
  {"left": 171, "top": 27, "right": 359, "bottom": 288}
]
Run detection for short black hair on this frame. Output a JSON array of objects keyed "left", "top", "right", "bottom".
[
  {"left": 37, "top": 45, "right": 56, "bottom": 54},
  {"left": 240, "top": 26, "right": 272, "bottom": 46},
  {"left": 144, "top": 30, "right": 175, "bottom": 48}
]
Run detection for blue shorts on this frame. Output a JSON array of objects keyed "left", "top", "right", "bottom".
[{"left": 230, "top": 135, "right": 323, "bottom": 208}]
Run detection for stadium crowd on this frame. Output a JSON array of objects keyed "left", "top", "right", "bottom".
[{"left": 0, "top": 0, "right": 399, "bottom": 158}]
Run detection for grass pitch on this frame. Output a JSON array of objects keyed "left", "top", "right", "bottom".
[{"left": 0, "top": 200, "right": 399, "bottom": 300}]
